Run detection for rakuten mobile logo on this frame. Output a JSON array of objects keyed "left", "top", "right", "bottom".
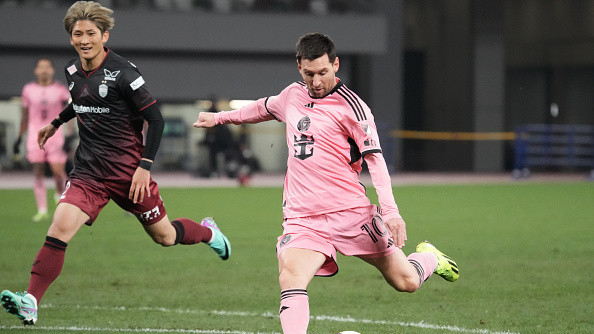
[{"left": 73, "top": 104, "right": 111, "bottom": 114}]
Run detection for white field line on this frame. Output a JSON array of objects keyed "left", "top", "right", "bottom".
[
  {"left": 19, "top": 304, "right": 521, "bottom": 334},
  {"left": 0, "top": 326, "right": 277, "bottom": 334}
]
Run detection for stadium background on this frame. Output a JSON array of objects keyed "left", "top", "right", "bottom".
[
  {"left": 0, "top": 2, "right": 593, "bottom": 334},
  {"left": 0, "top": 0, "right": 592, "bottom": 175}
]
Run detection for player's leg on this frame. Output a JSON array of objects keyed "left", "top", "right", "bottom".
[
  {"left": 120, "top": 178, "right": 230, "bottom": 259},
  {"left": 358, "top": 249, "right": 434, "bottom": 292},
  {"left": 332, "top": 205, "right": 440, "bottom": 292},
  {"left": 278, "top": 248, "right": 326, "bottom": 334},
  {"left": 48, "top": 162, "right": 67, "bottom": 201},
  {"left": 142, "top": 215, "right": 230, "bottom": 260},
  {"left": 46, "top": 140, "right": 68, "bottom": 203},
  {"left": 31, "top": 163, "right": 48, "bottom": 222},
  {"left": 1, "top": 203, "right": 89, "bottom": 325}
]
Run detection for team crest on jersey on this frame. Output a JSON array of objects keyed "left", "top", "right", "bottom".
[
  {"left": 103, "top": 69, "right": 120, "bottom": 81},
  {"left": 297, "top": 116, "right": 311, "bottom": 132},
  {"left": 362, "top": 124, "right": 373, "bottom": 136},
  {"left": 98, "top": 84, "right": 108, "bottom": 98}
]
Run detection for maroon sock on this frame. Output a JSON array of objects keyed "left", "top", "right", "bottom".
[
  {"left": 27, "top": 236, "right": 67, "bottom": 303},
  {"left": 170, "top": 218, "right": 213, "bottom": 245}
]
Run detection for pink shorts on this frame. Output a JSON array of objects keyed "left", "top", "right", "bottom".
[
  {"left": 27, "top": 136, "right": 67, "bottom": 164},
  {"left": 276, "top": 205, "right": 396, "bottom": 277},
  {"left": 59, "top": 177, "right": 167, "bottom": 226}
]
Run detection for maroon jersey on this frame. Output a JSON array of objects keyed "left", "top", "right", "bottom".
[{"left": 65, "top": 48, "right": 156, "bottom": 181}]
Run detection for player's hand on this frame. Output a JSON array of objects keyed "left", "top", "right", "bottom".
[
  {"left": 37, "top": 124, "right": 57, "bottom": 150},
  {"left": 193, "top": 112, "right": 216, "bottom": 128},
  {"left": 385, "top": 217, "right": 407, "bottom": 248},
  {"left": 129, "top": 166, "right": 151, "bottom": 204},
  {"left": 13, "top": 136, "right": 22, "bottom": 155}
]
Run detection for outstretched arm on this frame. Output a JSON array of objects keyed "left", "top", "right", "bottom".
[{"left": 193, "top": 98, "right": 275, "bottom": 128}]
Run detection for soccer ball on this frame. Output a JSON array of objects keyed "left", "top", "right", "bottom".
[{"left": 338, "top": 332, "right": 361, "bottom": 334}]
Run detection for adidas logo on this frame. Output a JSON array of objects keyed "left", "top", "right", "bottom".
[{"left": 304, "top": 102, "right": 315, "bottom": 108}]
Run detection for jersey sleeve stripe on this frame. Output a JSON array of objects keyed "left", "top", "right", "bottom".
[
  {"left": 297, "top": 81, "right": 306, "bottom": 86},
  {"left": 264, "top": 97, "right": 279, "bottom": 121},
  {"left": 362, "top": 148, "right": 382, "bottom": 156},
  {"left": 139, "top": 100, "right": 157, "bottom": 112},
  {"left": 341, "top": 86, "right": 367, "bottom": 121},
  {"left": 337, "top": 89, "right": 363, "bottom": 121}
]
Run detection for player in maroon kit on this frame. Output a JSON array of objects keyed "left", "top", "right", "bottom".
[{"left": 0, "top": 1, "right": 230, "bottom": 326}]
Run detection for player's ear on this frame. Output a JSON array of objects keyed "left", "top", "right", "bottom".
[
  {"left": 102, "top": 30, "right": 110, "bottom": 44},
  {"left": 333, "top": 56, "right": 339, "bottom": 73},
  {"left": 296, "top": 59, "right": 302, "bottom": 71}
]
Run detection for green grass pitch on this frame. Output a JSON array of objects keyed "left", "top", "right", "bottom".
[{"left": 0, "top": 182, "right": 592, "bottom": 333}]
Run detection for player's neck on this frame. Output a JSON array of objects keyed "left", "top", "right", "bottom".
[
  {"left": 37, "top": 79, "right": 53, "bottom": 87},
  {"left": 81, "top": 48, "right": 107, "bottom": 72}
]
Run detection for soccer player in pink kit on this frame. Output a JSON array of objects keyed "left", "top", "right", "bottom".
[
  {"left": 1, "top": 1, "right": 230, "bottom": 326},
  {"left": 194, "top": 33, "right": 459, "bottom": 334},
  {"left": 15, "top": 58, "right": 70, "bottom": 222}
]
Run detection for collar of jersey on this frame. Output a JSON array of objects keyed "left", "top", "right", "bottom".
[{"left": 308, "top": 79, "right": 343, "bottom": 99}]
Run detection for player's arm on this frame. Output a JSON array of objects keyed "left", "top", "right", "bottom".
[
  {"left": 365, "top": 152, "right": 406, "bottom": 248},
  {"left": 38, "top": 103, "right": 76, "bottom": 150},
  {"left": 129, "top": 102, "right": 164, "bottom": 204},
  {"left": 194, "top": 98, "right": 275, "bottom": 128}
]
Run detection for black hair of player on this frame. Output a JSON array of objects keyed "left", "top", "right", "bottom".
[{"left": 295, "top": 33, "right": 336, "bottom": 64}]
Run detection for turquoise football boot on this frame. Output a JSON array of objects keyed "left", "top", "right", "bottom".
[
  {"left": 201, "top": 217, "right": 231, "bottom": 260},
  {"left": 1, "top": 290, "right": 38, "bottom": 325}
]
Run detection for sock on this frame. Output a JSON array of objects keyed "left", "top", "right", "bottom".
[
  {"left": 33, "top": 176, "right": 47, "bottom": 212},
  {"left": 279, "top": 289, "right": 309, "bottom": 334},
  {"left": 170, "top": 218, "right": 213, "bottom": 245},
  {"left": 27, "top": 236, "right": 68, "bottom": 303},
  {"left": 407, "top": 252, "right": 438, "bottom": 287}
]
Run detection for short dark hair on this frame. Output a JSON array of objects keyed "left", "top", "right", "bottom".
[
  {"left": 295, "top": 33, "right": 336, "bottom": 63},
  {"left": 34, "top": 57, "right": 54, "bottom": 68}
]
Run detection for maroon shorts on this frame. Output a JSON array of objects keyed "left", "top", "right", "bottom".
[{"left": 59, "top": 176, "right": 167, "bottom": 226}]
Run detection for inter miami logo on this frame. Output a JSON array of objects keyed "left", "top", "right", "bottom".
[
  {"left": 103, "top": 69, "right": 120, "bottom": 81},
  {"left": 293, "top": 134, "right": 314, "bottom": 160},
  {"left": 297, "top": 116, "right": 311, "bottom": 132}
]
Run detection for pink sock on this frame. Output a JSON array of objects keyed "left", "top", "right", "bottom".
[
  {"left": 407, "top": 252, "right": 438, "bottom": 286},
  {"left": 33, "top": 176, "right": 47, "bottom": 212},
  {"left": 280, "top": 289, "right": 309, "bottom": 334}
]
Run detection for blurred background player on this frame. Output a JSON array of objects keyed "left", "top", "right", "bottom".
[
  {"left": 14, "top": 57, "right": 70, "bottom": 222},
  {"left": 0, "top": 1, "right": 230, "bottom": 326},
  {"left": 194, "top": 32, "right": 459, "bottom": 334}
]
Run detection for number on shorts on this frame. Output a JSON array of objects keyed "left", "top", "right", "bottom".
[{"left": 361, "top": 215, "right": 387, "bottom": 243}]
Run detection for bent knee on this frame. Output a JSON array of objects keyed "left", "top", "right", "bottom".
[
  {"left": 151, "top": 234, "right": 176, "bottom": 247},
  {"left": 389, "top": 275, "right": 421, "bottom": 293}
]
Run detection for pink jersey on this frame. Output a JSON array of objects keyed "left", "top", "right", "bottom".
[
  {"left": 215, "top": 79, "right": 400, "bottom": 220},
  {"left": 22, "top": 81, "right": 70, "bottom": 149}
]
